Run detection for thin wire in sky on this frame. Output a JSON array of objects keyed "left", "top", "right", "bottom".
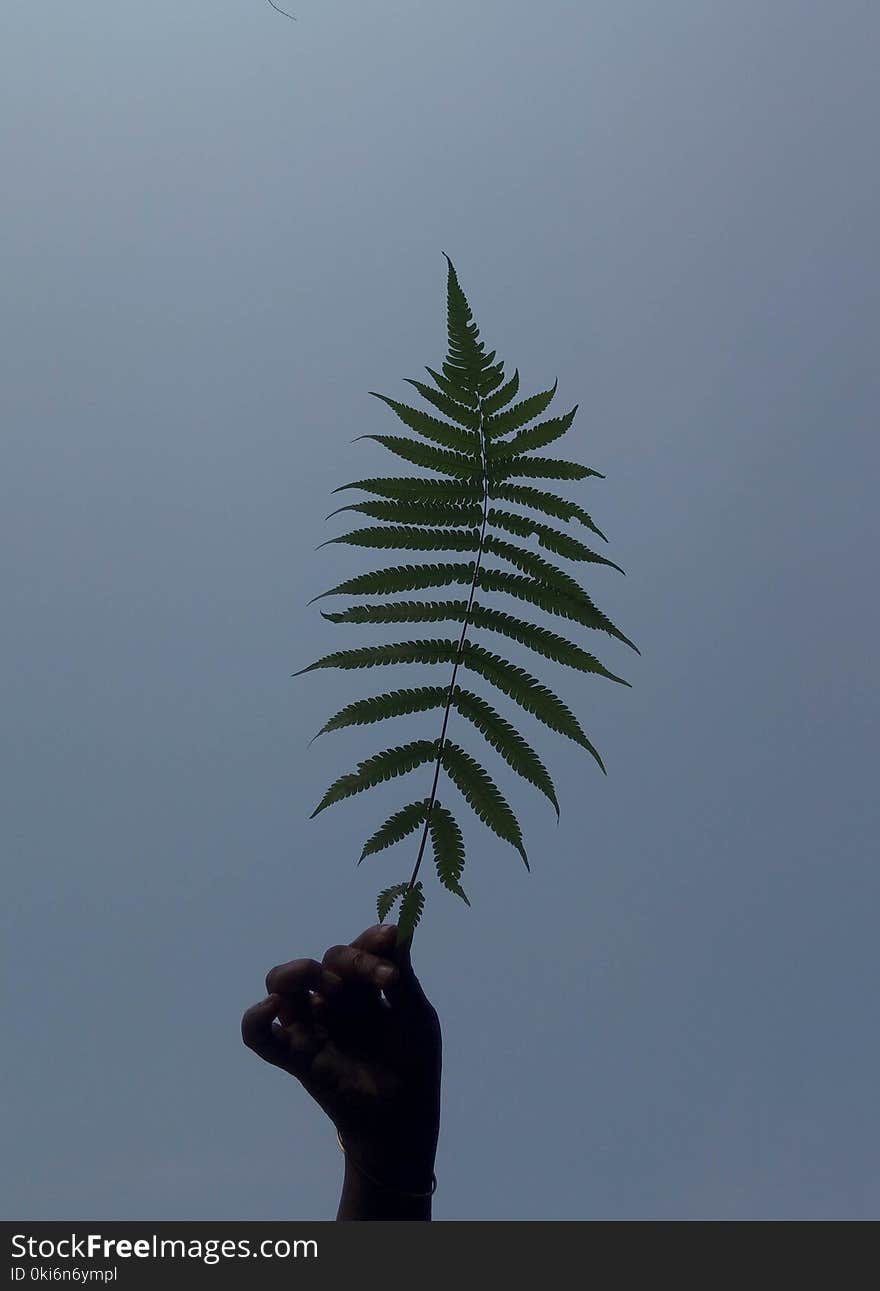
[{"left": 266, "top": 0, "right": 297, "bottom": 18}]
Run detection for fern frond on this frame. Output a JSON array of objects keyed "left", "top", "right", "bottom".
[
  {"left": 311, "top": 561, "right": 476, "bottom": 600},
  {"left": 441, "top": 741, "right": 529, "bottom": 868},
  {"left": 461, "top": 642, "right": 607, "bottom": 773},
  {"left": 304, "top": 253, "right": 638, "bottom": 935},
  {"left": 360, "top": 800, "right": 428, "bottom": 862},
  {"left": 311, "top": 740, "right": 438, "bottom": 818},
  {"left": 320, "top": 524, "right": 480, "bottom": 555},
  {"left": 490, "top": 484, "right": 608, "bottom": 541},
  {"left": 368, "top": 392, "right": 480, "bottom": 453},
  {"left": 428, "top": 801, "right": 469, "bottom": 903},
  {"left": 315, "top": 687, "right": 448, "bottom": 738},
  {"left": 451, "top": 688, "right": 559, "bottom": 815}
]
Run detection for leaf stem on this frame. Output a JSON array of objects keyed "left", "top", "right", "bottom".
[{"left": 404, "top": 390, "right": 490, "bottom": 899}]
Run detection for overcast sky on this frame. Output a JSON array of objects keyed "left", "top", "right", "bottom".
[{"left": 2, "top": 1, "right": 878, "bottom": 1220}]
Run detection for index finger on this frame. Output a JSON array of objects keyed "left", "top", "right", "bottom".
[{"left": 350, "top": 924, "right": 398, "bottom": 954}]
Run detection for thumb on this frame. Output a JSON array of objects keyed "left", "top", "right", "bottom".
[{"left": 381, "top": 926, "right": 434, "bottom": 1020}]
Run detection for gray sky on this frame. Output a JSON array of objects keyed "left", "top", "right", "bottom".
[{"left": 2, "top": 0, "right": 878, "bottom": 1220}]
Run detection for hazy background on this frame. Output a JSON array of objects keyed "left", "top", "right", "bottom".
[{"left": 2, "top": 0, "right": 878, "bottom": 1220}]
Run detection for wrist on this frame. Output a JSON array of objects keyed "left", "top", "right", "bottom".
[{"left": 337, "top": 1127, "right": 436, "bottom": 1194}]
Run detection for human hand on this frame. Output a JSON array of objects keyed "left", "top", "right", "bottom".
[{"left": 241, "top": 923, "right": 441, "bottom": 1196}]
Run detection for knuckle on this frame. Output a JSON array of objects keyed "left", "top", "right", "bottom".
[
  {"left": 240, "top": 1008, "right": 258, "bottom": 1047},
  {"left": 322, "top": 945, "right": 347, "bottom": 966},
  {"left": 264, "top": 957, "right": 321, "bottom": 994}
]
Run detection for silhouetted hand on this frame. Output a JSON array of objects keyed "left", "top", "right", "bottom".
[{"left": 242, "top": 923, "right": 441, "bottom": 1214}]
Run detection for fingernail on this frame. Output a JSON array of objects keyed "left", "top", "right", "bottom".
[{"left": 374, "top": 964, "right": 396, "bottom": 987}]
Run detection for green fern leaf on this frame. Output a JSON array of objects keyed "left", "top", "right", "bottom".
[
  {"left": 491, "top": 456, "right": 605, "bottom": 483},
  {"left": 311, "top": 740, "right": 438, "bottom": 818},
  {"left": 461, "top": 642, "right": 607, "bottom": 773},
  {"left": 487, "top": 509, "right": 625, "bottom": 573},
  {"left": 428, "top": 801, "right": 469, "bottom": 903},
  {"left": 402, "top": 379, "right": 482, "bottom": 430},
  {"left": 485, "top": 381, "right": 558, "bottom": 440},
  {"left": 469, "top": 604, "right": 631, "bottom": 686},
  {"left": 441, "top": 741, "right": 529, "bottom": 869},
  {"left": 318, "top": 599, "right": 629, "bottom": 689},
  {"left": 320, "top": 524, "right": 481, "bottom": 556},
  {"left": 320, "top": 599, "right": 468, "bottom": 626},
  {"left": 482, "top": 369, "right": 520, "bottom": 417},
  {"left": 304, "top": 254, "right": 638, "bottom": 937},
  {"left": 326, "top": 499, "right": 483, "bottom": 527},
  {"left": 477, "top": 568, "right": 640, "bottom": 653},
  {"left": 315, "top": 687, "right": 448, "bottom": 738},
  {"left": 369, "top": 392, "right": 480, "bottom": 453},
  {"left": 377, "top": 882, "right": 410, "bottom": 923},
  {"left": 451, "top": 688, "right": 559, "bottom": 815},
  {"left": 443, "top": 256, "right": 489, "bottom": 387},
  {"left": 424, "top": 365, "right": 479, "bottom": 409},
  {"left": 396, "top": 881, "right": 425, "bottom": 943},
  {"left": 484, "top": 534, "right": 593, "bottom": 598},
  {"left": 361, "top": 435, "right": 482, "bottom": 479},
  {"left": 441, "top": 360, "right": 474, "bottom": 387},
  {"left": 490, "top": 406, "right": 578, "bottom": 457},
  {"left": 361, "top": 801, "right": 428, "bottom": 862},
  {"left": 295, "top": 639, "right": 457, "bottom": 677},
  {"left": 333, "top": 476, "right": 482, "bottom": 503},
  {"left": 311, "top": 561, "right": 476, "bottom": 600},
  {"left": 490, "top": 484, "right": 608, "bottom": 541},
  {"left": 478, "top": 362, "right": 505, "bottom": 396}
]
